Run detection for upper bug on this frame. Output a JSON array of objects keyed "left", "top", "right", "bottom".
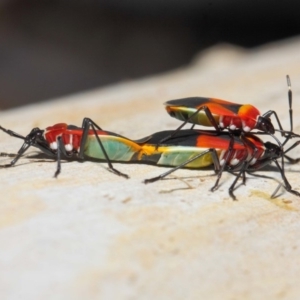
[
  {"left": 165, "top": 97, "right": 276, "bottom": 133},
  {"left": 164, "top": 76, "right": 293, "bottom": 136},
  {"left": 157, "top": 76, "right": 293, "bottom": 148}
]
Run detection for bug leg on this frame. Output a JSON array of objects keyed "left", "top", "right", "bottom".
[
  {"left": 0, "top": 125, "right": 26, "bottom": 141},
  {"left": 54, "top": 141, "right": 62, "bottom": 178},
  {"left": 210, "top": 134, "right": 235, "bottom": 192},
  {"left": 0, "top": 142, "right": 31, "bottom": 168},
  {"left": 54, "top": 136, "right": 69, "bottom": 178},
  {"left": 227, "top": 162, "right": 250, "bottom": 200},
  {"left": 79, "top": 118, "right": 129, "bottom": 179},
  {"left": 284, "top": 155, "right": 300, "bottom": 164},
  {"left": 229, "top": 154, "right": 263, "bottom": 200},
  {"left": 81, "top": 118, "right": 103, "bottom": 130},
  {"left": 262, "top": 111, "right": 284, "bottom": 134},
  {"left": 242, "top": 170, "right": 246, "bottom": 185},
  {"left": 270, "top": 159, "right": 300, "bottom": 198},
  {"left": 270, "top": 183, "right": 284, "bottom": 199},
  {"left": 225, "top": 133, "right": 259, "bottom": 200},
  {"left": 156, "top": 106, "right": 221, "bottom": 148},
  {"left": 1, "top": 126, "right": 58, "bottom": 174},
  {"left": 0, "top": 126, "right": 30, "bottom": 166},
  {"left": 274, "top": 133, "right": 300, "bottom": 197},
  {"left": 144, "top": 148, "right": 221, "bottom": 184},
  {"left": 282, "top": 140, "right": 300, "bottom": 164}
]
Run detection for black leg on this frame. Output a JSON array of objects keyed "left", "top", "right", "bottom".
[
  {"left": 0, "top": 142, "right": 31, "bottom": 168},
  {"left": 0, "top": 126, "right": 58, "bottom": 171},
  {"left": 277, "top": 138, "right": 300, "bottom": 164},
  {"left": 157, "top": 106, "right": 221, "bottom": 147},
  {"left": 210, "top": 134, "right": 235, "bottom": 192},
  {"left": 225, "top": 134, "right": 257, "bottom": 199},
  {"left": 0, "top": 125, "right": 26, "bottom": 140},
  {"left": 53, "top": 136, "right": 65, "bottom": 178},
  {"left": 271, "top": 159, "right": 300, "bottom": 198},
  {"left": 144, "top": 148, "right": 221, "bottom": 184},
  {"left": 79, "top": 118, "right": 129, "bottom": 179}
]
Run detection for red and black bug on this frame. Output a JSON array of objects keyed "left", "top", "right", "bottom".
[
  {"left": 144, "top": 129, "right": 300, "bottom": 199},
  {"left": 160, "top": 76, "right": 293, "bottom": 145}
]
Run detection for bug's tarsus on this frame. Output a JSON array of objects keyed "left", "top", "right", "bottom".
[
  {"left": 271, "top": 159, "right": 299, "bottom": 197},
  {"left": 284, "top": 154, "right": 300, "bottom": 164},
  {"left": 228, "top": 162, "right": 248, "bottom": 201},
  {"left": 229, "top": 187, "right": 237, "bottom": 201},
  {"left": 108, "top": 167, "right": 129, "bottom": 179},
  {"left": 270, "top": 183, "right": 283, "bottom": 199},
  {"left": 144, "top": 175, "right": 161, "bottom": 184}
]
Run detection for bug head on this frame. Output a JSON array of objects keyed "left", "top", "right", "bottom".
[
  {"left": 14, "top": 126, "right": 50, "bottom": 153},
  {"left": 256, "top": 116, "right": 275, "bottom": 134},
  {"left": 22, "top": 127, "right": 56, "bottom": 156},
  {"left": 25, "top": 127, "right": 47, "bottom": 147},
  {"left": 0, "top": 126, "right": 54, "bottom": 167},
  {"left": 264, "top": 142, "right": 282, "bottom": 159}
]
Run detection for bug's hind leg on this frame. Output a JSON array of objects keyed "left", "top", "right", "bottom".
[
  {"left": 144, "top": 148, "right": 229, "bottom": 198},
  {"left": 144, "top": 148, "right": 221, "bottom": 183},
  {"left": 79, "top": 118, "right": 129, "bottom": 179}
]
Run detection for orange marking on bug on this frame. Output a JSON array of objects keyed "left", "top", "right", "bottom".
[
  {"left": 196, "top": 102, "right": 237, "bottom": 116},
  {"left": 196, "top": 135, "right": 245, "bottom": 150},
  {"left": 238, "top": 105, "right": 260, "bottom": 130}
]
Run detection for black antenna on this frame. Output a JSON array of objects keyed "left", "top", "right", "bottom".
[{"left": 286, "top": 75, "right": 293, "bottom": 133}]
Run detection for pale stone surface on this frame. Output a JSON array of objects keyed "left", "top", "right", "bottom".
[{"left": 1, "top": 37, "right": 300, "bottom": 300}]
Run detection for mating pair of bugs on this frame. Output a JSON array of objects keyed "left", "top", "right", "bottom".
[{"left": 1, "top": 76, "right": 299, "bottom": 199}]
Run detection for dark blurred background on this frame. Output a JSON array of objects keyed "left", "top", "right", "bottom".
[{"left": 0, "top": 0, "right": 299, "bottom": 110}]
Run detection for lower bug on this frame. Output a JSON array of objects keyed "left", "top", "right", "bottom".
[
  {"left": 1, "top": 119, "right": 299, "bottom": 199},
  {"left": 143, "top": 130, "right": 300, "bottom": 199}
]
